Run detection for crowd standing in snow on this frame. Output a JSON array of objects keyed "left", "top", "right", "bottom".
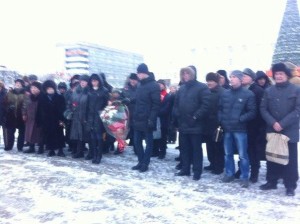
[{"left": 0, "top": 62, "right": 300, "bottom": 197}]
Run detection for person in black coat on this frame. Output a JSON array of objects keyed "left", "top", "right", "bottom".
[
  {"left": 219, "top": 70, "right": 256, "bottom": 188},
  {"left": 152, "top": 79, "right": 172, "bottom": 159},
  {"left": 217, "top": 70, "right": 231, "bottom": 89},
  {"left": 67, "top": 75, "right": 90, "bottom": 158},
  {"left": 260, "top": 63, "right": 300, "bottom": 196},
  {"left": 255, "top": 71, "right": 272, "bottom": 89},
  {"left": 86, "top": 74, "right": 109, "bottom": 164},
  {"left": 131, "top": 63, "right": 160, "bottom": 172},
  {"left": 241, "top": 68, "right": 266, "bottom": 183},
  {"left": 203, "top": 72, "right": 225, "bottom": 175},
  {"left": 174, "top": 66, "right": 211, "bottom": 181},
  {"left": 122, "top": 73, "right": 139, "bottom": 152},
  {"left": 38, "top": 80, "right": 66, "bottom": 157}
]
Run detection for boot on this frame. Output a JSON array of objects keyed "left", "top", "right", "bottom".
[
  {"left": 250, "top": 170, "right": 259, "bottom": 183},
  {"left": 57, "top": 148, "right": 66, "bottom": 157},
  {"left": 47, "top": 149, "right": 56, "bottom": 157},
  {"left": 23, "top": 144, "right": 35, "bottom": 153},
  {"left": 73, "top": 141, "right": 84, "bottom": 158},
  {"left": 92, "top": 146, "right": 102, "bottom": 164},
  {"left": 37, "top": 145, "right": 44, "bottom": 154}
]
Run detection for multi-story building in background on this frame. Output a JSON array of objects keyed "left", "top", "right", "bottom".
[{"left": 56, "top": 42, "right": 144, "bottom": 87}]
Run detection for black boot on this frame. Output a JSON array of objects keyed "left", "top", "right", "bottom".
[
  {"left": 57, "top": 148, "right": 66, "bottom": 157},
  {"left": 23, "top": 144, "right": 35, "bottom": 153},
  {"left": 37, "top": 145, "right": 44, "bottom": 154},
  {"left": 250, "top": 170, "right": 259, "bottom": 183},
  {"left": 73, "top": 141, "right": 84, "bottom": 158},
  {"left": 92, "top": 146, "right": 102, "bottom": 164},
  {"left": 47, "top": 149, "right": 56, "bottom": 157}
]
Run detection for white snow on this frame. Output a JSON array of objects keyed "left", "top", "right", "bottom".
[{"left": 0, "top": 142, "right": 299, "bottom": 224}]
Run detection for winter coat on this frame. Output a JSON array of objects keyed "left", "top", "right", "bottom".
[
  {"left": 175, "top": 80, "right": 211, "bottom": 134},
  {"left": 0, "top": 88, "right": 7, "bottom": 125},
  {"left": 22, "top": 94, "right": 42, "bottom": 144},
  {"left": 122, "top": 83, "right": 138, "bottom": 127},
  {"left": 3, "top": 88, "right": 26, "bottom": 129},
  {"left": 68, "top": 86, "right": 89, "bottom": 141},
  {"left": 203, "top": 85, "right": 225, "bottom": 135},
  {"left": 38, "top": 93, "right": 65, "bottom": 149},
  {"left": 260, "top": 81, "right": 300, "bottom": 143},
  {"left": 133, "top": 75, "right": 160, "bottom": 132},
  {"left": 219, "top": 86, "right": 256, "bottom": 132},
  {"left": 87, "top": 85, "right": 109, "bottom": 135}
]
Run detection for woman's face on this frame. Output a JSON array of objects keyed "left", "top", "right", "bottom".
[
  {"left": 257, "top": 78, "right": 266, "bottom": 87},
  {"left": 46, "top": 88, "right": 55, "bottom": 94},
  {"left": 30, "top": 86, "right": 40, "bottom": 95}
]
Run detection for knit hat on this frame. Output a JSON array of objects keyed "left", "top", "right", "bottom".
[
  {"left": 230, "top": 70, "right": 243, "bottom": 81},
  {"left": 272, "top": 62, "right": 292, "bottom": 78},
  {"left": 206, "top": 72, "right": 220, "bottom": 83},
  {"left": 30, "top": 81, "right": 42, "bottom": 91},
  {"left": 15, "top": 79, "right": 25, "bottom": 87},
  {"left": 243, "top": 68, "right": 256, "bottom": 80},
  {"left": 129, "top": 73, "right": 138, "bottom": 80},
  {"left": 79, "top": 74, "right": 90, "bottom": 82},
  {"left": 43, "top": 80, "right": 57, "bottom": 92},
  {"left": 157, "top": 79, "right": 166, "bottom": 88},
  {"left": 58, "top": 82, "right": 67, "bottom": 90},
  {"left": 137, "top": 63, "right": 149, "bottom": 74}
]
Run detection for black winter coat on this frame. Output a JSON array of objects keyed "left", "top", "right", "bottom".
[
  {"left": 260, "top": 81, "right": 300, "bottom": 143},
  {"left": 203, "top": 85, "right": 225, "bottom": 135},
  {"left": 158, "top": 92, "right": 172, "bottom": 129},
  {"left": 68, "top": 86, "right": 89, "bottom": 141},
  {"left": 87, "top": 87, "right": 109, "bottom": 134},
  {"left": 175, "top": 80, "right": 211, "bottom": 134},
  {"left": 219, "top": 86, "right": 256, "bottom": 132},
  {"left": 38, "top": 93, "right": 65, "bottom": 149},
  {"left": 0, "top": 88, "right": 7, "bottom": 125},
  {"left": 133, "top": 76, "right": 160, "bottom": 132}
]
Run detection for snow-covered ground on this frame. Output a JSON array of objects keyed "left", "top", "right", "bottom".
[{"left": 0, "top": 140, "right": 299, "bottom": 224}]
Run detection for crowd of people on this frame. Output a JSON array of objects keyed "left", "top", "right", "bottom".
[{"left": 0, "top": 61, "right": 299, "bottom": 197}]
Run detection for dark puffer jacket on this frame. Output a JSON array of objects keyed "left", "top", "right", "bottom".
[
  {"left": 175, "top": 79, "right": 210, "bottom": 134},
  {"left": 87, "top": 74, "right": 109, "bottom": 134},
  {"left": 219, "top": 86, "right": 256, "bottom": 132},
  {"left": 260, "top": 81, "right": 300, "bottom": 143},
  {"left": 133, "top": 75, "right": 160, "bottom": 132},
  {"left": 123, "top": 82, "right": 138, "bottom": 127}
]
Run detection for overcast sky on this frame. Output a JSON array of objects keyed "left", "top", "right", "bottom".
[{"left": 0, "top": 0, "right": 297, "bottom": 75}]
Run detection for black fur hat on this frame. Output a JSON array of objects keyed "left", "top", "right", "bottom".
[
  {"left": 15, "top": 79, "right": 25, "bottom": 87},
  {"left": 272, "top": 62, "right": 292, "bottom": 78},
  {"left": 43, "top": 80, "right": 57, "bottom": 92}
]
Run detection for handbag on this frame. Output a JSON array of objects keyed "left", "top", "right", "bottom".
[
  {"left": 266, "top": 133, "right": 290, "bottom": 165},
  {"left": 214, "top": 126, "right": 224, "bottom": 142}
]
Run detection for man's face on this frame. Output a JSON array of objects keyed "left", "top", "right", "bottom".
[
  {"left": 242, "top": 74, "right": 253, "bottom": 86},
  {"left": 30, "top": 86, "right": 40, "bottom": 95},
  {"left": 230, "top": 75, "right": 242, "bottom": 88},
  {"left": 80, "top": 80, "right": 88, "bottom": 88},
  {"left": 46, "top": 88, "right": 55, "bottom": 94},
  {"left": 137, "top": 73, "right": 146, "bottom": 80},
  {"left": 207, "top": 80, "right": 218, "bottom": 89},
  {"left": 274, "top": 71, "right": 288, "bottom": 83},
  {"left": 59, "top": 88, "right": 66, "bottom": 94},
  {"left": 182, "top": 72, "right": 191, "bottom": 82},
  {"left": 257, "top": 78, "right": 266, "bottom": 87}
]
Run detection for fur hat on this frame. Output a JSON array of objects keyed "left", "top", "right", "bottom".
[
  {"left": 180, "top": 67, "right": 196, "bottom": 81},
  {"left": 15, "top": 79, "right": 25, "bottom": 87},
  {"left": 206, "top": 72, "right": 220, "bottom": 83},
  {"left": 243, "top": 68, "right": 256, "bottom": 80},
  {"left": 79, "top": 74, "right": 90, "bottom": 82},
  {"left": 137, "top": 63, "right": 149, "bottom": 74},
  {"left": 129, "top": 73, "right": 138, "bottom": 80},
  {"left": 230, "top": 70, "right": 244, "bottom": 81},
  {"left": 272, "top": 62, "right": 292, "bottom": 78},
  {"left": 30, "top": 81, "right": 42, "bottom": 91},
  {"left": 58, "top": 82, "right": 67, "bottom": 90},
  {"left": 43, "top": 80, "right": 57, "bottom": 92}
]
